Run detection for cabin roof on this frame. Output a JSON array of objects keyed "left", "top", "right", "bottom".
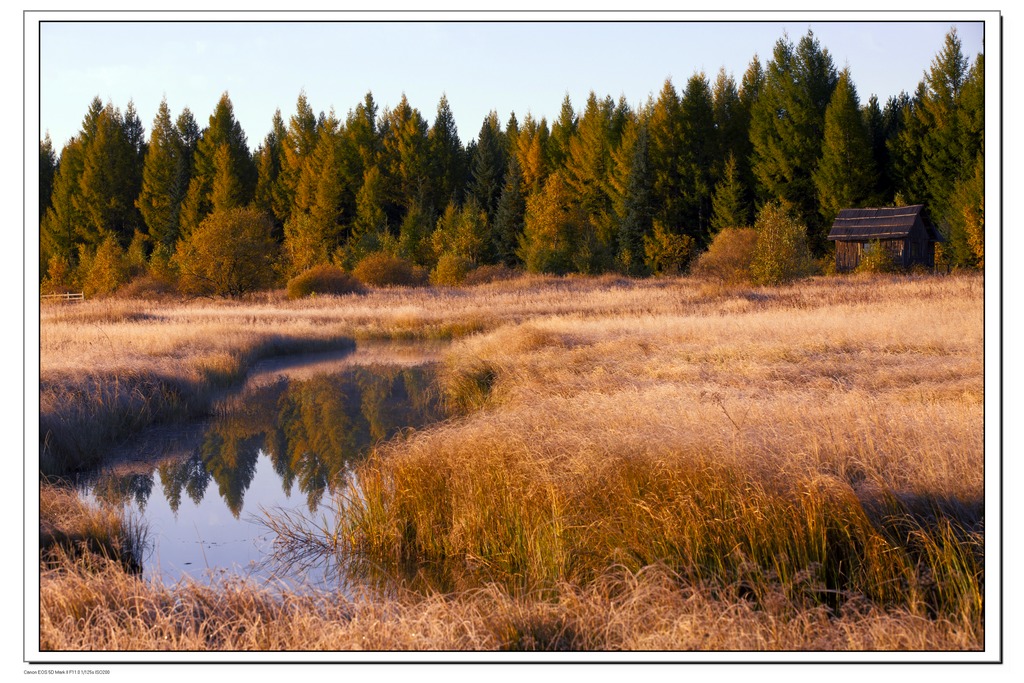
[{"left": 827, "top": 205, "right": 941, "bottom": 241}]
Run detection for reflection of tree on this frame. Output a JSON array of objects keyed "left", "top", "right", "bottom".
[
  {"left": 274, "top": 376, "right": 367, "bottom": 511},
  {"left": 272, "top": 366, "right": 444, "bottom": 512},
  {"left": 157, "top": 452, "right": 211, "bottom": 515},
  {"left": 201, "top": 426, "right": 260, "bottom": 519},
  {"left": 90, "top": 472, "right": 154, "bottom": 511},
  {"left": 127, "top": 364, "right": 445, "bottom": 517}
]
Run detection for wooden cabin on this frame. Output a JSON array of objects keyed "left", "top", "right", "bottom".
[{"left": 827, "top": 205, "right": 943, "bottom": 271}]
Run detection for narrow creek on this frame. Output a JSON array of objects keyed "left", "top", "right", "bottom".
[{"left": 78, "top": 339, "right": 449, "bottom": 593}]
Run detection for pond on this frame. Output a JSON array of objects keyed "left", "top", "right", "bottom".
[{"left": 78, "top": 340, "right": 449, "bottom": 592}]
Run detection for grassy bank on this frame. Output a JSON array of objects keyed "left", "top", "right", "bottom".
[
  {"left": 38, "top": 272, "right": 985, "bottom": 650},
  {"left": 327, "top": 273, "right": 983, "bottom": 640},
  {"left": 40, "top": 484, "right": 147, "bottom": 575},
  {"left": 41, "top": 557, "right": 978, "bottom": 651}
]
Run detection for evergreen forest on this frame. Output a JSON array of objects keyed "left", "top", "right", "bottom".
[{"left": 38, "top": 28, "right": 985, "bottom": 297}]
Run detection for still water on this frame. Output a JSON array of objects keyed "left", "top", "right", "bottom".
[{"left": 79, "top": 340, "right": 448, "bottom": 592}]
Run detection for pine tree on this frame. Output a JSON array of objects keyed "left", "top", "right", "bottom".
[
  {"left": 516, "top": 113, "right": 550, "bottom": 194},
  {"left": 351, "top": 165, "right": 388, "bottom": 246},
  {"left": 211, "top": 143, "right": 246, "bottom": 213},
  {"left": 179, "top": 93, "right": 256, "bottom": 237},
  {"left": 381, "top": 94, "right": 431, "bottom": 219},
  {"left": 647, "top": 79, "right": 685, "bottom": 232},
  {"left": 713, "top": 68, "right": 754, "bottom": 218},
  {"left": 518, "top": 171, "right": 590, "bottom": 274},
  {"left": 678, "top": 72, "right": 718, "bottom": 244},
  {"left": 39, "top": 134, "right": 56, "bottom": 222},
  {"left": 493, "top": 154, "right": 526, "bottom": 266},
  {"left": 547, "top": 94, "right": 577, "bottom": 171},
  {"left": 814, "top": 69, "right": 877, "bottom": 225},
  {"left": 276, "top": 92, "right": 321, "bottom": 226},
  {"left": 41, "top": 98, "right": 105, "bottom": 279},
  {"left": 468, "top": 111, "right": 506, "bottom": 223},
  {"left": 429, "top": 94, "right": 467, "bottom": 210},
  {"left": 888, "top": 85, "right": 930, "bottom": 207},
  {"left": 136, "top": 98, "right": 184, "bottom": 249},
  {"left": 862, "top": 95, "right": 893, "bottom": 202},
  {"left": 616, "top": 121, "right": 654, "bottom": 276},
  {"left": 40, "top": 136, "right": 85, "bottom": 277},
  {"left": 918, "top": 28, "right": 971, "bottom": 224},
  {"left": 711, "top": 152, "right": 750, "bottom": 232},
  {"left": 75, "top": 102, "right": 142, "bottom": 246},
  {"left": 284, "top": 112, "right": 346, "bottom": 274},
  {"left": 749, "top": 31, "right": 838, "bottom": 249},
  {"left": 563, "top": 92, "right": 612, "bottom": 217},
  {"left": 254, "top": 110, "right": 287, "bottom": 227}
]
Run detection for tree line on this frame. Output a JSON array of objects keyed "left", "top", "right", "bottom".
[{"left": 39, "top": 28, "right": 984, "bottom": 296}]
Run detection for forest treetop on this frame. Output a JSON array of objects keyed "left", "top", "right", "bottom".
[{"left": 39, "top": 27, "right": 984, "bottom": 296}]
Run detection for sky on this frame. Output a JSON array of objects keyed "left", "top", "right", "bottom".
[{"left": 36, "top": 16, "right": 987, "bottom": 153}]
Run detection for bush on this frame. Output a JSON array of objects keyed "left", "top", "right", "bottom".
[
  {"left": 352, "top": 252, "right": 424, "bottom": 287},
  {"left": 82, "top": 235, "right": 129, "bottom": 297},
  {"left": 750, "top": 203, "right": 815, "bottom": 286},
  {"left": 692, "top": 228, "right": 759, "bottom": 284},
  {"left": 462, "top": 263, "right": 520, "bottom": 286},
  {"left": 115, "top": 274, "right": 178, "bottom": 300},
  {"left": 173, "top": 207, "right": 279, "bottom": 296},
  {"left": 855, "top": 241, "right": 898, "bottom": 274},
  {"left": 430, "top": 252, "right": 473, "bottom": 286},
  {"left": 287, "top": 264, "right": 366, "bottom": 299},
  {"left": 42, "top": 254, "right": 78, "bottom": 294},
  {"left": 643, "top": 222, "right": 696, "bottom": 276}
]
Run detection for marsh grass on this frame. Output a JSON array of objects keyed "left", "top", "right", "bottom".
[
  {"left": 39, "top": 555, "right": 979, "bottom": 651},
  {"left": 319, "top": 273, "right": 983, "bottom": 638},
  {"left": 39, "top": 272, "right": 985, "bottom": 650},
  {"left": 39, "top": 483, "right": 148, "bottom": 575}
]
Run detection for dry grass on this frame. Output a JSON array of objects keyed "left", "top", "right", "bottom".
[
  {"left": 40, "top": 558, "right": 977, "bottom": 651},
  {"left": 37, "top": 272, "right": 985, "bottom": 651},
  {"left": 331, "top": 272, "right": 983, "bottom": 642},
  {"left": 39, "top": 484, "right": 147, "bottom": 575}
]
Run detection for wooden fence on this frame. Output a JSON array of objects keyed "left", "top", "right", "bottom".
[{"left": 41, "top": 292, "right": 84, "bottom": 303}]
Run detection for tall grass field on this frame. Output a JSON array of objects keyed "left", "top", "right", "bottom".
[{"left": 37, "top": 272, "right": 985, "bottom": 652}]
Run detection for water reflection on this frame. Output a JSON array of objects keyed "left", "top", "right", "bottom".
[{"left": 81, "top": 355, "right": 445, "bottom": 588}]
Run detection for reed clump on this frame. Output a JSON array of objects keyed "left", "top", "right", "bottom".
[{"left": 40, "top": 483, "right": 147, "bottom": 575}]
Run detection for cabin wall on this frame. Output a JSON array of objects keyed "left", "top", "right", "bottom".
[
  {"left": 834, "top": 237, "right": 935, "bottom": 271},
  {"left": 834, "top": 239, "right": 905, "bottom": 271}
]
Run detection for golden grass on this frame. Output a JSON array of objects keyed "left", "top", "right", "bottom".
[
  {"left": 40, "top": 484, "right": 147, "bottom": 575},
  {"left": 38, "top": 272, "right": 985, "bottom": 650},
  {"left": 330, "top": 273, "right": 983, "bottom": 639},
  {"left": 40, "top": 558, "right": 978, "bottom": 651}
]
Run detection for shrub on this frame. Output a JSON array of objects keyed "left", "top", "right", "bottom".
[
  {"left": 750, "top": 203, "right": 815, "bottom": 286},
  {"left": 42, "top": 254, "right": 78, "bottom": 294},
  {"left": 173, "top": 207, "right": 279, "bottom": 296},
  {"left": 287, "top": 264, "right": 366, "bottom": 299},
  {"left": 462, "top": 264, "right": 520, "bottom": 286},
  {"left": 82, "top": 235, "right": 129, "bottom": 297},
  {"left": 352, "top": 252, "right": 424, "bottom": 287},
  {"left": 430, "top": 253, "right": 473, "bottom": 286},
  {"left": 855, "top": 241, "right": 898, "bottom": 274},
  {"left": 643, "top": 222, "right": 696, "bottom": 276},
  {"left": 692, "top": 228, "right": 759, "bottom": 284},
  {"left": 115, "top": 274, "right": 178, "bottom": 300}
]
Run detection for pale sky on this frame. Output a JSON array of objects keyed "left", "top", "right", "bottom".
[{"left": 37, "top": 17, "right": 986, "bottom": 153}]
